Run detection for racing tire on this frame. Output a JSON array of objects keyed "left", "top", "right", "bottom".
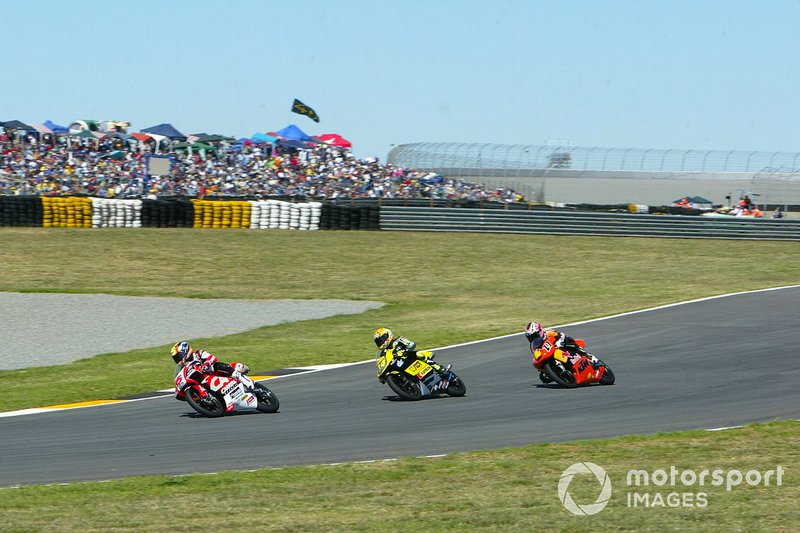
[
  {"left": 445, "top": 374, "right": 466, "bottom": 397},
  {"left": 254, "top": 382, "right": 280, "bottom": 413},
  {"left": 184, "top": 387, "right": 226, "bottom": 418},
  {"left": 599, "top": 363, "right": 615, "bottom": 385},
  {"left": 386, "top": 373, "right": 424, "bottom": 401},
  {"left": 543, "top": 361, "right": 578, "bottom": 388},
  {"left": 539, "top": 372, "right": 553, "bottom": 384}
]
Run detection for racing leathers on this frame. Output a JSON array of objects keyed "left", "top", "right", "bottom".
[
  {"left": 526, "top": 328, "right": 600, "bottom": 370},
  {"left": 174, "top": 349, "right": 250, "bottom": 397},
  {"left": 381, "top": 336, "right": 440, "bottom": 370},
  {"left": 526, "top": 329, "right": 587, "bottom": 359}
]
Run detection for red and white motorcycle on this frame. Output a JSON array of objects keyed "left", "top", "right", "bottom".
[{"left": 174, "top": 361, "right": 279, "bottom": 417}]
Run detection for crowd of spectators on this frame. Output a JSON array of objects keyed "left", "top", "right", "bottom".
[{"left": 0, "top": 130, "right": 525, "bottom": 203}]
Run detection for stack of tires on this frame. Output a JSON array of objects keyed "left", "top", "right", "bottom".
[
  {"left": 192, "top": 200, "right": 252, "bottom": 229},
  {"left": 320, "top": 205, "right": 379, "bottom": 230},
  {"left": 0, "top": 196, "right": 41, "bottom": 226},
  {"left": 141, "top": 198, "right": 194, "bottom": 228},
  {"left": 90, "top": 199, "right": 143, "bottom": 228},
  {"left": 41, "top": 197, "right": 92, "bottom": 228}
]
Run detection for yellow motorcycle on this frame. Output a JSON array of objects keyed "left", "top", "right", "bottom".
[{"left": 376, "top": 348, "right": 466, "bottom": 401}]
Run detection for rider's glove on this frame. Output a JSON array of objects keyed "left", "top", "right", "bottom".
[
  {"left": 234, "top": 363, "right": 250, "bottom": 375},
  {"left": 555, "top": 333, "right": 566, "bottom": 348}
]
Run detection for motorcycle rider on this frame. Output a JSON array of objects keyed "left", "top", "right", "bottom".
[
  {"left": 373, "top": 327, "right": 441, "bottom": 369},
  {"left": 524, "top": 321, "right": 596, "bottom": 366},
  {"left": 171, "top": 341, "right": 250, "bottom": 380}
]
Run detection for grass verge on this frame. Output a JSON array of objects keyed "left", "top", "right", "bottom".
[
  {"left": 1, "top": 228, "right": 799, "bottom": 411},
  {"left": 1, "top": 420, "right": 797, "bottom": 532}
]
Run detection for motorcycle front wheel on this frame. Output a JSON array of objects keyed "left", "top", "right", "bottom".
[
  {"left": 445, "top": 373, "right": 466, "bottom": 397},
  {"left": 543, "top": 361, "right": 578, "bottom": 388},
  {"left": 598, "top": 362, "right": 615, "bottom": 385},
  {"left": 386, "top": 373, "right": 424, "bottom": 401},
  {"left": 184, "top": 387, "right": 226, "bottom": 417},
  {"left": 254, "top": 382, "right": 280, "bottom": 413}
]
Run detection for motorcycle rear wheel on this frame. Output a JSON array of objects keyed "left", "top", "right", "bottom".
[
  {"left": 254, "top": 382, "right": 280, "bottom": 413},
  {"left": 543, "top": 361, "right": 578, "bottom": 388},
  {"left": 386, "top": 373, "right": 424, "bottom": 401},
  {"left": 445, "top": 374, "right": 466, "bottom": 397},
  {"left": 184, "top": 387, "right": 226, "bottom": 417}
]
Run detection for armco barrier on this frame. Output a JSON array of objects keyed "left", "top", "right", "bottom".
[{"left": 379, "top": 206, "right": 800, "bottom": 240}]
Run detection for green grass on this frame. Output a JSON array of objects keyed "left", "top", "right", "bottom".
[
  {"left": 1, "top": 228, "right": 799, "bottom": 411},
  {"left": 1, "top": 420, "right": 797, "bottom": 532},
  {"left": 1, "top": 228, "right": 798, "bottom": 531}
]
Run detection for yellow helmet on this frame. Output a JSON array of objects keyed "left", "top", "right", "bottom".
[{"left": 373, "top": 327, "right": 393, "bottom": 349}]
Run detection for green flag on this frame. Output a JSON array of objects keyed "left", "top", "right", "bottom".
[{"left": 291, "top": 99, "right": 320, "bottom": 123}]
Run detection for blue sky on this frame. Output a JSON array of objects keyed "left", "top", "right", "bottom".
[{"left": 4, "top": 0, "right": 800, "bottom": 160}]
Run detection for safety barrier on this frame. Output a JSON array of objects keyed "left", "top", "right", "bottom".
[
  {"left": 91, "top": 199, "right": 142, "bottom": 228},
  {"left": 0, "top": 197, "right": 329, "bottom": 230},
  {"left": 250, "top": 200, "right": 323, "bottom": 230},
  {"left": 319, "top": 205, "right": 380, "bottom": 230},
  {"left": 0, "top": 196, "right": 41, "bottom": 226},
  {"left": 42, "top": 197, "right": 92, "bottom": 228},
  {"left": 379, "top": 206, "right": 800, "bottom": 240}
]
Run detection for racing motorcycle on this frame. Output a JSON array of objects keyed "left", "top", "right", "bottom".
[
  {"left": 376, "top": 348, "right": 466, "bottom": 400},
  {"left": 532, "top": 338, "right": 615, "bottom": 388},
  {"left": 174, "top": 361, "right": 279, "bottom": 417}
]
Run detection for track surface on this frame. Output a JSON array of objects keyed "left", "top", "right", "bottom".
[{"left": 1, "top": 287, "right": 798, "bottom": 487}]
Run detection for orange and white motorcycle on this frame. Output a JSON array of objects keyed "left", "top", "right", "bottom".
[{"left": 532, "top": 338, "right": 615, "bottom": 388}]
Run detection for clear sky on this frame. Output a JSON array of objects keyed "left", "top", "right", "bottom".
[{"left": 4, "top": 0, "right": 800, "bottom": 160}]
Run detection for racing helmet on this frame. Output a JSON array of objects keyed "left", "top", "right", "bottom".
[
  {"left": 373, "top": 327, "right": 393, "bottom": 349},
  {"left": 525, "top": 321, "right": 544, "bottom": 339},
  {"left": 171, "top": 341, "right": 192, "bottom": 364}
]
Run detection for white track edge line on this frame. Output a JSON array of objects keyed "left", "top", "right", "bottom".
[{"left": 3, "top": 284, "right": 798, "bottom": 419}]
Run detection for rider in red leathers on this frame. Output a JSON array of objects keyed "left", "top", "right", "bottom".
[{"left": 171, "top": 341, "right": 250, "bottom": 398}]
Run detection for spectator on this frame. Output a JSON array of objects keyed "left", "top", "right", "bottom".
[{"left": 0, "top": 131, "right": 524, "bottom": 203}]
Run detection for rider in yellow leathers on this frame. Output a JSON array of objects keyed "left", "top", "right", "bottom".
[{"left": 373, "top": 327, "right": 441, "bottom": 370}]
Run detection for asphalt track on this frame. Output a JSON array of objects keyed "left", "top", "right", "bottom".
[{"left": 1, "top": 287, "right": 798, "bottom": 487}]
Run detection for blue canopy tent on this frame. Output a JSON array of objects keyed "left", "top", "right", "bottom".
[
  {"left": 140, "top": 123, "right": 187, "bottom": 141},
  {"left": 43, "top": 120, "right": 69, "bottom": 134},
  {"left": 274, "top": 124, "right": 314, "bottom": 142},
  {"left": 252, "top": 133, "right": 279, "bottom": 144},
  {"left": 277, "top": 139, "right": 310, "bottom": 149}
]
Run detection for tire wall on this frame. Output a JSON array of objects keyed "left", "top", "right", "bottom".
[
  {"left": 192, "top": 200, "right": 252, "bottom": 229},
  {"left": 0, "top": 197, "right": 373, "bottom": 230},
  {"left": 0, "top": 196, "right": 43, "bottom": 227},
  {"left": 42, "top": 197, "right": 93, "bottom": 228},
  {"left": 318, "top": 205, "right": 380, "bottom": 230}
]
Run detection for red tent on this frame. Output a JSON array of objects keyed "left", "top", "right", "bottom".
[
  {"left": 316, "top": 133, "right": 352, "bottom": 148},
  {"left": 131, "top": 132, "right": 153, "bottom": 141}
]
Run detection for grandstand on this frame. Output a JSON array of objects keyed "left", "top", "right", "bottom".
[{"left": 387, "top": 142, "right": 800, "bottom": 210}]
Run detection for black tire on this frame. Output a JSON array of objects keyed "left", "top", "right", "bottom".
[
  {"left": 386, "top": 373, "right": 424, "bottom": 401},
  {"left": 445, "top": 373, "right": 466, "bottom": 397},
  {"left": 184, "top": 387, "right": 226, "bottom": 417},
  {"left": 543, "top": 361, "right": 578, "bottom": 388},
  {"left": 539, "top": 372, "right": 553, "bottom": 384},
  {"left": 254, "top": 382, "right": 280, "bottom": 413},
  {"left": 598, "top": 363, "right": 615, "bottom": 385}
]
